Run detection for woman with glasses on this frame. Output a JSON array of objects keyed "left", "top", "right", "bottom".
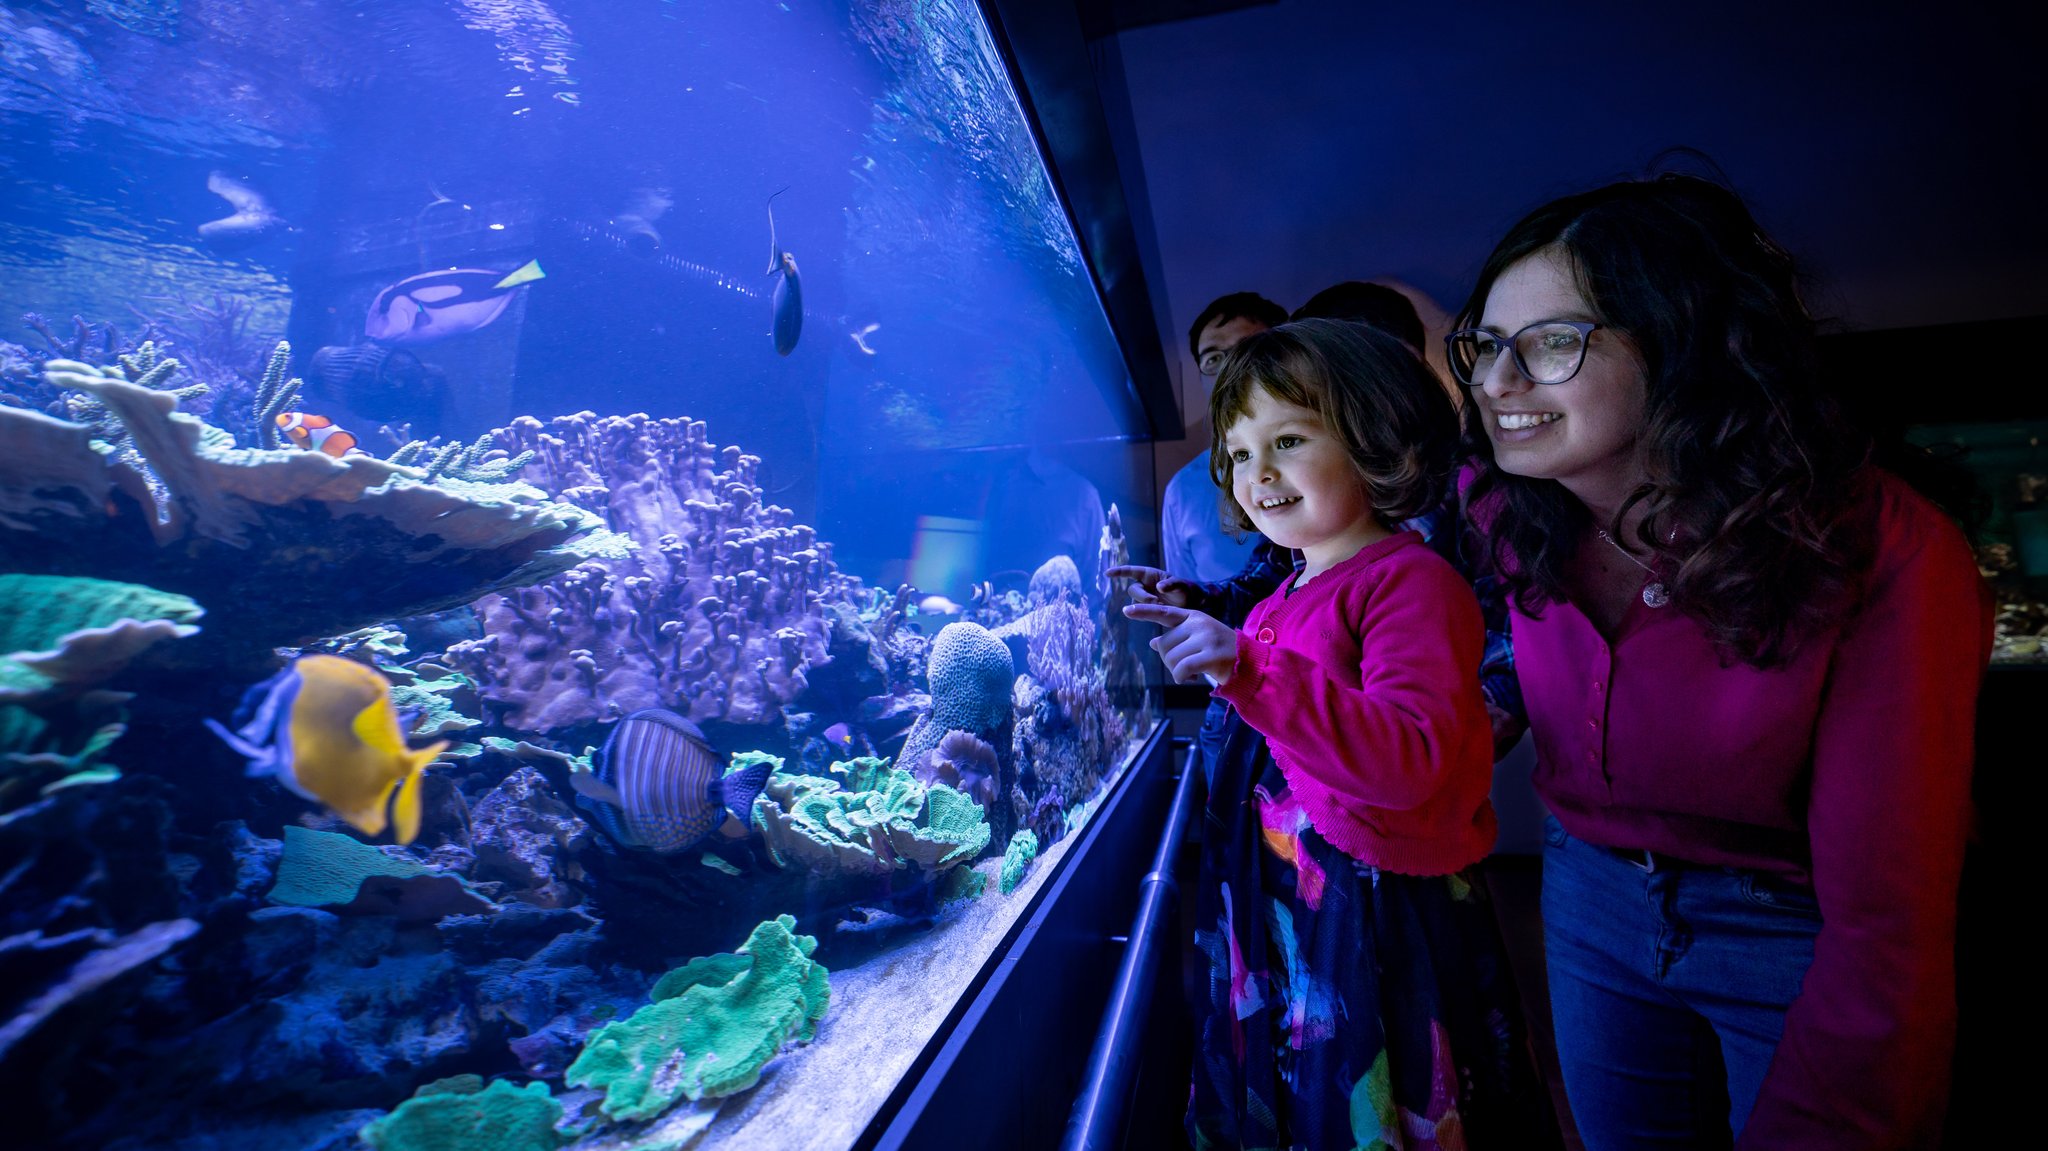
[{"left": 1449, "top": 174, "right": 1987, "bottom": 1149}]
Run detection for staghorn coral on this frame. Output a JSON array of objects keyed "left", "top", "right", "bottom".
[
  {"left": 444, "top": 411, "right": 847, "bottom": 732},
  {"left": 387, "top": 432, "right": 536, "bottom": 484},
  {"left": 251, "top": 340, "right": 300, "bottom": 448},
  {"left": 0, "top": 371, "right": 611, "bottom": 668}
]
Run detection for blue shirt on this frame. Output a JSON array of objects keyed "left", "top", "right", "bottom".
[{"left": 1160, "top": 452, "right": 1259, "bottom": 582}]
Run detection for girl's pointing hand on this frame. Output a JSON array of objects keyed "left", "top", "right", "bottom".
[{"left": 1123, "top": 602, "right": 1238, "bottom": 686}]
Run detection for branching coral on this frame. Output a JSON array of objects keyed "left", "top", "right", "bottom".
[
  {"left": 386, "top": 432, "right": 535, "bottom": 484},
  {"left": 443, "top": 411, "right": 847, "bottom": 732}
]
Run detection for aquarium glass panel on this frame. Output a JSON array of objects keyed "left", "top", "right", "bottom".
[{"left": 0, "top": 3, "right": 1161, "bottom": 1148}]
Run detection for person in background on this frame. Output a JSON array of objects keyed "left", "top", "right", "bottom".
[
  {"left": 1161, "top": 292, "right": 1289, "bottom": 582},
  {"left": 1453, "top": 173, "right": 1987, "bottom": 1148},
  {"left": 1291, "top": 280, "right": 1426, "bottom": 353},
  {"left": 1126, "top": 319, "right": 1555, "bottom": 1149}
]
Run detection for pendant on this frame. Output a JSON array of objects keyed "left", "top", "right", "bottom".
[{"left": 1641, "top": 581, "right": 1670, "bottom": 609}]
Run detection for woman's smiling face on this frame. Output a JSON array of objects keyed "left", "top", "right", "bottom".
[{"left": 1473, "top": 247, "right": 1648, "bottom": 507}]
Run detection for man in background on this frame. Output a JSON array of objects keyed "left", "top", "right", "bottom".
[{"left": 1158, "top": 291, "right": 1288, "bottom": 581}]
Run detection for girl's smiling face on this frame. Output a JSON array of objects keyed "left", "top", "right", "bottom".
[
  {"left": 1224, "top": 385, "right": 1385, "bottom": 577},
  {"left": 1472, "top": 247, "right": 1648, "bottom": 513}
]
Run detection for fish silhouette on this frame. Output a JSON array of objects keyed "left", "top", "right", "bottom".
[
  {"left": 570, "top": 709, "right": 772, "bottom": 854},
  {"left": 767, "top": 188, "right": 803, "bottom": 355},
  {"left": 198, "top": 171, "right": 286, "bottom": 247},
  {"left": 365, "top": 260, "right": 545, "bottom": 345}
]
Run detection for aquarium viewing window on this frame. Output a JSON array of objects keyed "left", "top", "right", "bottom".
[{"left": 0, "top": 3, "right": 1163, "bottom": 1149}]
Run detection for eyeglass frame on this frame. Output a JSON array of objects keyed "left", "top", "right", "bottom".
[
  {"left": 1197, "top": 347, "right": 1232, "bottom": 378},
  {"left": 1443, "top": 320, "right": 1604, "bottom": 387}
]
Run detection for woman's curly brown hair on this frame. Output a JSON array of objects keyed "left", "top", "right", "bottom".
[
  {"left": 1209, "top": 318, "right": 1460, "bottom": 535},
  {"left": 1458, "top": 173, "right": 1871, "bottom": 668}
]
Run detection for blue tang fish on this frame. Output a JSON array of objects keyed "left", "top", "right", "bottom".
[
  {"left": 206, "top": 655, "right": 448, "bottom": 844},
  {"left": 766, "top": 188, "right": 802, "bottom": 355},
  {"left": 365, "top": 259, "right": 545, "bottom": 345},
  {"left": 570, "top": 709, "right": 773, "bottom": 854}
]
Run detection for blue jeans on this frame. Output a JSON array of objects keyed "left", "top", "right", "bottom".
[{"left": 1541, "top": 816, "right": 1821, "bottom": 1150}]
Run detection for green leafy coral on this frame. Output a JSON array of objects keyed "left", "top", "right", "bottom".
[
  {"left": 753, "top": 759, "right": 990, "bottom": 876},
  {"left": 1000, "top": 828, "right": 1040, "bottom": 895},
  {"left": 358, "top": 1078, "right": 565, "bottom": 1151},
  {"left": 268, "top": 826, "right": 493, "bottom": 920},
  {"left": 567, "top": 914, "right": 830, "bottom": 1119},
  {"left": 0, "top": 573, "right": 203, "bottom": 701}
]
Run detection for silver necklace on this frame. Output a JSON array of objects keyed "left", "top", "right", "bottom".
[{"left": 1595, "top": 529, "right": 1670, "bottom": 608}]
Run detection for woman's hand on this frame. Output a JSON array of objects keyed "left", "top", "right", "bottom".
[
  {"left": 1105, "top": 564, "right": 1196, "bottom": 609},
  {"left": 1122, "top": 602, "right": 1238, "bottom": 686}
]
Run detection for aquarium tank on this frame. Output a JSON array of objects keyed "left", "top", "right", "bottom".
[{"left": 0, "top": 3, "right": 1164, "bottom": 1148}]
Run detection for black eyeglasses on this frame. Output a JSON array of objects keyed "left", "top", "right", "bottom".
[{"left": 1444, "top": 320, "right": 1603, "bottom": 386}]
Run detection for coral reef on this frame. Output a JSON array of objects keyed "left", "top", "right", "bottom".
[
  {"left": 268, "top": 826, "right": 496, "bottom": 921},
  {"left": 0, "top": 367, "right": 613, "bottom": 668},
  {"left": 999, "top": 829, "right": 1039, "bottom": 895},
  {"left": 752, "top": 760, "right": 991, "bottom": 877},
  {"left": 1097, "top": 504, "right": 1148, "bottom": 718},
  {"left": 443, "top": 411, "right": 848, "bottom": 732},
  {"left": 0, "top": 574, "right": 202, "bottom": 703},
  {"left": 387, "top": 432, "right": 536, "bottom": 483},
  {"left": 468, "top": 767, "right": 593, "bottom": 908},
  {"left": 911, "top": 729, "right": 999, "bottom": 809},
  {"left": 359, "top": 1078, "right": 566, "bottom": 1151},
  {"left": 0, "top": 917, "right": 199, "bottom": 1090},
  {"left": 566, "top": 914, "right": 830, "bottom": 1117},
  {"left": 894, "top": 620, "right": 1017, "bottom": 844},
  {"left": 2, "top": 574, "right": 203, "bottom": 819}
]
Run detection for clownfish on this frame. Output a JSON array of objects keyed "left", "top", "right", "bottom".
[
  {"left": 205, "top": 655, "right": 448, "bottom": 843},
  {"left": 276, "top": 412, "right": 359, "bottom": 457}
]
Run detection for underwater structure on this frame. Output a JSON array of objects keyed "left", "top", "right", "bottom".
[{"left": 2, "top": 3, "right": 1169, "bottom": 1149}]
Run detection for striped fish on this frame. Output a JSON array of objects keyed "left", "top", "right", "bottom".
[{"left": 569, "top": 709, "right": 771, "bottom": 854}]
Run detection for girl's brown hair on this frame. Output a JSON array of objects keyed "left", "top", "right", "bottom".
[{"left": 1208, "top": 318, "right": 1459, "bottom": 534}]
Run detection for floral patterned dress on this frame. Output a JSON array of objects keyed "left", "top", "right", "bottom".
[{"left": 1186, "top": 710, "right": 1558, "bottom": 1151}]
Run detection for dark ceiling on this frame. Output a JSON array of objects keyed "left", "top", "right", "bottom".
[{"left": 1102, "top": 0, "right": 2047, "bottom": 397}]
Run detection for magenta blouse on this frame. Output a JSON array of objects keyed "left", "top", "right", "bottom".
[{"left": 1514, "top": 469, "right": 1990, "bottom": 1147}]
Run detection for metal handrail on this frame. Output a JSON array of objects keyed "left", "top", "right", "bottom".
[{"left": 1061, "top": 735, "right": 1203, "bottom": 1151}]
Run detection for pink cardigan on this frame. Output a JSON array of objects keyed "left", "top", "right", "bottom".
[{"left": 1215, "top": 531, "right": 1497, "bottom": 876}]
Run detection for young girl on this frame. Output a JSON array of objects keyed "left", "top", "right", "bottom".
[{"left": 1123, "top": 318, "right": 1552, "bottom": 1150}]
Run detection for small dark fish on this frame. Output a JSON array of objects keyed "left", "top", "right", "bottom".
[
  {"left": 767, "top": 188, "right": 802, "bottom": 355},
  {"left": 823, "top": 722, "right": 855, "bottom": 752},
  {"left": 365, "top": 260, "right": 544, "bottom": 346},
  {"left": 570, "top": 708, "right": 770, "bottom": 854}
]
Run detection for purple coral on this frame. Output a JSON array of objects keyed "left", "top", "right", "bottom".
[
  {"left": 915, "top": 730, "right": 999, "bottom": 810},
  {"left": 443, "top": 411, "right": 848, "bottom": 732}
]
